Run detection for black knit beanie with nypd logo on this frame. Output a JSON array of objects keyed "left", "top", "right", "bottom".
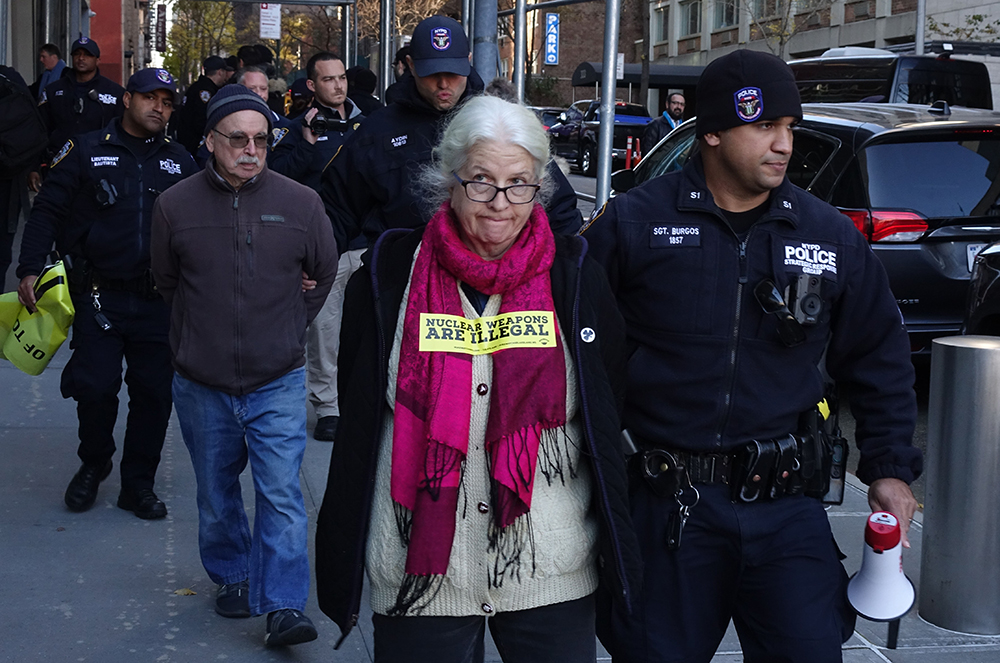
[{"left": 695, "top": 49, "right": 802, "bottom": 138}]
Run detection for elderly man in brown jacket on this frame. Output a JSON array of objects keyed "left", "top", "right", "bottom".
[{"left": 150, "top": 84, "right": 337, "bottom": 648}]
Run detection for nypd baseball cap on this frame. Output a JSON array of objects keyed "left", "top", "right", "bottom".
[
  {"left": 127, "top": 68, "right": 177, "bottom": 95},
  {"left": 695, "top": 49, "right": 801, "bottom": 138},
  {"left": 71, "top": 37, "right": 100, "bottom": 58},
  {"left": 203, "top": 55, "right": 232, "bottom": 73},
  {"left": 409, "top": 16, "right": 471, "bottom": 78}
]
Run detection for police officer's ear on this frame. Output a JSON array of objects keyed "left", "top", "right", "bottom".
[
  {"left": 122, "top": 91, "right": 132, "bottom": 111},
  {"left": 702, "top": 131, "right": 723, "bottom": 148},
  {"left": 306, "top": 77, "right": 316, "bottom": 94}
]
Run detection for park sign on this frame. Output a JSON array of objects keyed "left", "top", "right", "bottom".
[{"left": 544, "top": 13, "right": 559, "bottom": 66}]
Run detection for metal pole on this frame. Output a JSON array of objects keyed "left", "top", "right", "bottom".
[
  {"left": 379, "top": 0, "right": 393, "bottom": 101},
  {"left": 351, "top": 1, "right": 358, "bottom": 67},
  {"left": 513, "top": 0, "right": 527, "bottom": 100},
  {"left": 462, "top": 0, "right": 472, "bottom": 39},
  {"left": 915, "top": 0, "right": 925, "bottom": 55},
  {"left": 341, "top": 3, "right": 351, "bottom": 69},
  {"left": 595, "top": 0, "right": 621, "bottom": 207},
  {"left": 472, "top": 0, "right": 498, "bottom": 83},
  {"left": 920, "top": 336, "right": 1000, "bottom": 635}
]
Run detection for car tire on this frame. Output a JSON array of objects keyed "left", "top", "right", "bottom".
[{"left": 581, "top": 144, "right": 596, "bottom": 177}]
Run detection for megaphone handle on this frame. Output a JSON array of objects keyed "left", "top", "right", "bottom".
[{"left": 887, "top": 618, "right": 900, "bottom": 650}]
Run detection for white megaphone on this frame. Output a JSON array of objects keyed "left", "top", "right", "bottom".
[{"left": 847, "top": 511, "right": 915, "bottom": 621}]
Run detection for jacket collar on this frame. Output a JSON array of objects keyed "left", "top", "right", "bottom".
[
  {"left": 204, "top": 155, "right": 268, "bottom": 195},
  {"left": 678, "top": 152, "right": 800, "bottom": 229},
  {"left": 393, "top": 68, "right": 485, "bottom": 115},
  {"left": 98, "top": 118, "right": 169, "bottom": 152}
]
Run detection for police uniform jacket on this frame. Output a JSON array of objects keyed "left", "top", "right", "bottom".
[
  {"left": 270, "top": 97, "right": 363, "bottom": 192},
  {"left": 582, "top": 154, "right": 922, "bottom": 486},
  {"left": 18, "top": 118, "right": 195, "bottom": 282},
  {"left": 320, "top": 72, "right": 582, "bottom": 253},
  {"left": 314, "top": 227, "right": 642, "bottom": 646},
  {"left": 38, "top": 69, "right": 124, "bottom": 164},
  {"left": 176, "top": 74, "right": 219, "bottom": 154}
]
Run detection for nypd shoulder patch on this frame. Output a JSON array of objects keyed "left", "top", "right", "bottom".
[
  {"left": 271, "top": 127, "right": 289, "bottom": 147},
  {"left": 51, "top": 140, "right": 74, "bottom": 168},
  {"left": 200, "top": 89, "right": 211, "bottom": 104}
]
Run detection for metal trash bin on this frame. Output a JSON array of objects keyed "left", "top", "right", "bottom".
[{"left": 920, "top": 336, "right": 1000, "bottom": 635}]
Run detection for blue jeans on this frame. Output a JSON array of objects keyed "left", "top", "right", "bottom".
[{"left": 172, "top": 367, "right": 310, "bottom": 616}]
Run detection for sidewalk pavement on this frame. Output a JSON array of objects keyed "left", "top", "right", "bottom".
[{"left": 2, "top": 352, "right": 999, "bottom": 662}]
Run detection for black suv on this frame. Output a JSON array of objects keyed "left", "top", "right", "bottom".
[
  {"left": 612, "top": 102, "right": 1000, "bottom": 353},
  {"left": 789, "top": 47, "right": 992, "bottom": 109},
  {"left": 548, "top": 99, "right": 651, "bottom": 176}
]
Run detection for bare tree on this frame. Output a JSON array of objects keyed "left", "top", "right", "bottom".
[{"left": 744, "top": 0, "right": 833, "bottom": 59}]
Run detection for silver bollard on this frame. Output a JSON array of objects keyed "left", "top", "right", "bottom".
[{"left": 920, "top": 335, "right": 1000, "bottom": 635}]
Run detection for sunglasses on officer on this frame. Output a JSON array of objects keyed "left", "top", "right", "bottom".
[
  {"left": 754, "top": 279, "right": 806, "bottom": 347},
  {"left": 212, "top": 128, "right": 270, "bottom": 150}
]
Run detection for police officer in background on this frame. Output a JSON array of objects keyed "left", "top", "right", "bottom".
[
  {"left": 322, "top": 15, "right": 583, "bottom": 254},
  {"left": 271, "top": 51, "right": 363, "bottom": 442},
  {"left": 29, "top": 37, "right": 125, "bottom": 192},
  {"left": 582, "top": 50, "right": 922, "bottom": 662},
  {"left": 17, "top": 68, "right": 196, "bottom": 519},
  {"left": 176, "top": 55, "right": 233, "bottom": 154}
]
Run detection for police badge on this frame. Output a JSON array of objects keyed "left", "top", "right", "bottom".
[
  {"left": 734, "top": 87, "right": 763, "bottom": 123},
  {"left": 156, "top": 69, "right": 173, "bottom": 84},
  {"left": 432, "top": 27, "right": 451, "bottom": 51}
]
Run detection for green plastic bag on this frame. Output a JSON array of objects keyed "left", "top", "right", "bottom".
[{"left": 0, "top": 261, "right": 75, "bottom": 375}]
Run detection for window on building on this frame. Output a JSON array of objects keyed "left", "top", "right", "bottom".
[
  {"left": 680, "top": 0, "right": 702, "bottom": 35},
  {"left": 752, "top": 0, "right": 783, "bottom": 18},
  {"left": 653, "top": 4, "right": 670, "bottom": 43},
  {"left": 714, "top": 0, "right": 739, "bottom": 28}
]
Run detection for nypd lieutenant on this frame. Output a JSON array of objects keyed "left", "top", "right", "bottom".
[
  {"left": 30, "top": 37, "right": 125, "bottom": 193},
  {"left": 16, "top": 68, "right": 196, "bottom": 519},
  {"left": 582, "top": 50, "right": 923, "bottom": 662}
]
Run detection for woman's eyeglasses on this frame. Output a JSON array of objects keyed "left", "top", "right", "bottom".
[
  {"left": 212, "top": 129, "right": 270, "bottom": 150},
  {"left": 452, "top": 172, "right": 540, "bottom": 204}
]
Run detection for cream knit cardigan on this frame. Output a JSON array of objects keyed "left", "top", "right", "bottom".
[{"left": 366, "top": 255, "right": 600, "bottom": 617}]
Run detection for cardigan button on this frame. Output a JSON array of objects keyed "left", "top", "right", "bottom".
[
  {"left": 482, "top": 603, "right": 494, "bottom": 614},
  {"left": 477, "top": 501, "right": 489, "bottom": 513},
  {"left": 476, "top": 383, "right": 489, "bottom": 396}
]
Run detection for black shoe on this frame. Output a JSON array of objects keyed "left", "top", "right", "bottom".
[
  {"left": 265, "top": 609, "right": 317, "bottom": 647},
  {"left": 314, "top": 415, "right": 339, "bottom": 441},
  {"left": 215, "top": 580, "right": 250, "bottom": 618},
  {"left": 117, "top": 488, "right": 168, "bottom": 519},
  {"left": 64, "top": 460, "right": 113, "bottom": 512}
]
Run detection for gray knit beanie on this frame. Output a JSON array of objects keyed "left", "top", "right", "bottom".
[{"left": 204, "top": 84, "right": 273, "bottom": 136}]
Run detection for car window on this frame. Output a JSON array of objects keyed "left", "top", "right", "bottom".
[
  {"left": 859, "top": 135, "right": 1000, "bottom": 217},
  {"left": 896, "top": 60, "right": 993, "bottom": 109},
  {"left": 787, "top": 129, "right": 839, "bottom": 190},
  {"left": 540, "top": 111, "right": 560, "bottom": 127},
  {"left": 635, "top": 124, "right": 698, "bottom": 182}
]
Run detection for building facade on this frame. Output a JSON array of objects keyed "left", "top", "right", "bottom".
[{"left": 1, "top": 0, "right": 151, "bottom": 88}]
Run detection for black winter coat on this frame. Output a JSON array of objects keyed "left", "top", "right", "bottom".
[
  {"left": 582, "top": 154, "right": 922, "bottom": 485},
  {"left": 315, "top": 227, "right": 642, "bottom": 647},
  {"left": 18, "top": 118, "right": 196, "bottom": 281}
]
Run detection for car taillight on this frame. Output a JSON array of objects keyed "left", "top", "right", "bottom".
[
  {"left": 870, "top": 211, "right": 927, "bottom": 242},
  {"left": 836, "top": 209, "right": 927, "bottom": 242}
]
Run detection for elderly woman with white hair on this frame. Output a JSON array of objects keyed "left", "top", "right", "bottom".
[{"left": 315, "top": 95, "right": 641, "bottom": 662}]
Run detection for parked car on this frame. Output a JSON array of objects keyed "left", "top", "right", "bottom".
[
  {"left": 964, "top": 243, "right": 1000, "bottom": 335},
  {"left": 548, "top": 99, "right": 651, "bottom": 176},
  {"left": 527, "top": 106, "right": 565, "bottom": 131},
  {"left": 789, "top": 47, "right": 993, "bottom": 109},
  {"left": 611, "top": 102, "right": 1000, "bottom": 353}
]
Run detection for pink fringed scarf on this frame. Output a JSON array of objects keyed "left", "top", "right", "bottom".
[{"left": 390, "top": 201, "right": 566, "bottom": 604}]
